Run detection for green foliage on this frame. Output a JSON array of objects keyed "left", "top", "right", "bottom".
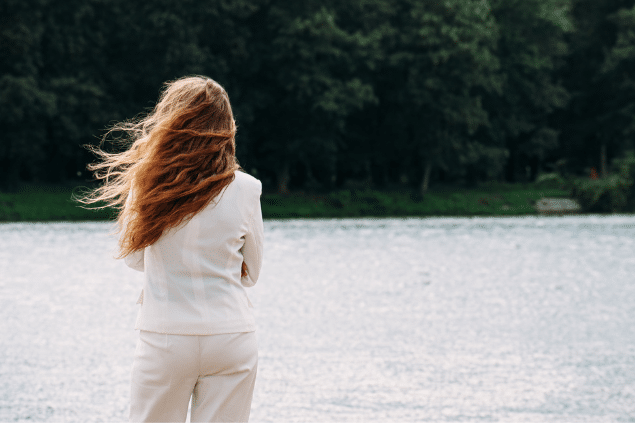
[
  {"left": 485, "top": 0, "right": 572, "bottom": 182},
  {"left": 535, "top": 172, "right": 568, "bottom": 189},
  {"left": 259, "top": 182, "right": 568, "bottom": 218},
  {"left": 614, "top": 151, "right": 635, "bottom": 210},
  {"left": 0, "top": 182, "right": 568, "bottom": 221},
  {"left": 1, "top": 0, "right": 634, "bottom": 197},
  {"left": 383, "top": 0, "right": 503, "bottom": 186},
  {"left": 571, "top": 176, "right": 630, "bottom": 213},
  {"left": 599, "top": 4, "right": 635, "bottom": 143},
  {"left": 0, "top": 184, "right": 114, "bottom": 221},
  {"left": 570, "top": 152, "right": 635, "bottom": 212},
  {"left": 243, "top": 1, "right": 379, "bottom": 192},
  {"left": 556, "top": 0, "right": 635, "bottom": 176}
]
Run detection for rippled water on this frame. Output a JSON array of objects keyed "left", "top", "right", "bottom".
[{"left": 1, "top": 216, "right": 634, "bottom": 422}]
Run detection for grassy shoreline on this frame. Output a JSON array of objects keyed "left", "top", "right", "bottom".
[{"left": 0, "top": 182, "right": 576, "bottom": 222}]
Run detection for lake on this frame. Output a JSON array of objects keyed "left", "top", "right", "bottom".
[{"left": 1, "top": 216, "right": 634, "bottom": 422}]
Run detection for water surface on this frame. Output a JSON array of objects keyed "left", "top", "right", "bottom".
[{"left": 1, "top": 216, "right": 634, "bottom": 422}]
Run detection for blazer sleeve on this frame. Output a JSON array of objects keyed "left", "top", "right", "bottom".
[
  {"left": 122, "top": 188, "right": 145, "bottom": 272},
  {"left": 124, "top": 248, "right": 145, "bottom": 272},
  {"left": 241, "top": 181, "right": 264, "bottom": 287}
]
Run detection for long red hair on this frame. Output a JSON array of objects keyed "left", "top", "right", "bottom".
[{"left": 77, "top": 76, "right": 240, "bottom": 258}]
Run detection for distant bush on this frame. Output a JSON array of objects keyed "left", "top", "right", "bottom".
[
  {"left": 535, "top": 172, "right": 568, "bottom": 189},
  {"left": 570, "top": 152, "right": 635, "bottom": 213},
  {"left": 571, "top": 176, "right": 628, "bottom": 212},
  {"left": 615, "top": 151, "right": 635, "bottom": 211}
]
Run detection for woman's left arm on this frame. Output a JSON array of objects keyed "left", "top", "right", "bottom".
[{"left": 241, "top": 183, "right": 264, "bottom": 287}]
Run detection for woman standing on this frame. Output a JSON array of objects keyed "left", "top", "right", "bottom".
[{"left": 79, "top": 76, "right": 263, "bottom": 422}]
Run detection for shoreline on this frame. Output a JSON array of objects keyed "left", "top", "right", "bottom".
[{"left": 0, "top": 182, "right": 580, "bottom": 222}]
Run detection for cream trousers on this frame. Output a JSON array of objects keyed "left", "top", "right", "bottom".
[{"left": 130, "top": 330, "right": 258, "bottom": 422}]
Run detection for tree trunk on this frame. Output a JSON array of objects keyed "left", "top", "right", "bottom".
[
  {"left": 600, "top": 143, "right": 607, "bottom": 178},
  {"left": 276, "top": 162, "right": 290, "bottom": 195},
  {"left": 0, "top": 157, "right": 20, "bottom": 193},
  {"left": 364, "top": 159, "right": 372, "bottom": 188},
  {"left": 420, "top": 158, "right": 432, "bottom": 195},
  {"left": 329, "top": 159, "right": 337, "bottom": 188}
]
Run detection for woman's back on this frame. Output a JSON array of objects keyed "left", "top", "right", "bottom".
[{"left": 129, "top": 170, "right": 263, "bottom": 335}]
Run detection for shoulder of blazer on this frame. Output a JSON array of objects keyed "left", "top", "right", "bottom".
[{"left": 234, "top": 170, "right": 262, "bottom": 196}]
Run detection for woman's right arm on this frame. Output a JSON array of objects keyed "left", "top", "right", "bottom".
[
  {"left": 124, "top": 248, "right": 145, "bottom": 272},
  {"left": 122, "top": 187, "right": 145, "bottom": 272}
]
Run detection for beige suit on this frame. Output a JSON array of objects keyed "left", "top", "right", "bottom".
[{"left": 125, "top": 171, "right": 264, "bottom": 422}]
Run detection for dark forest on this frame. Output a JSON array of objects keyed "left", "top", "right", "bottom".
[{"left": 2, "top": 0, "right": 635, "bottom": 196}]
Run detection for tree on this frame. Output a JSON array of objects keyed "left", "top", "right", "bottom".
[
  {"left": 485, "top": 0, "right": 572, "bottom": 182},
  {"left": 598, "top": 4, "right": 635, "bottom": 156},
  {"left": 0, "top": 0, "right": 55, "bottom": 190},
  {"left": 556, "top": 0, "right": 635, "bottom": 175},
  {"left": 377, "top": 0, "right": 502, "bottom": 193},
  {"left": 242, "top": 0, "right": 377, "bottom": 193}
]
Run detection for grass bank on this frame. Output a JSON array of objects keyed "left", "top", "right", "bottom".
[
  {"left": 263, "top": 183, "right": 569, "bottom": 218},
  {"left": 0, "top": 182, "right": 570, "bottom": 222},
  {"left": 0, "top": 185, "right": 114, "bottom": 222}
]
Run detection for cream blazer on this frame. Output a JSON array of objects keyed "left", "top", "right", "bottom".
[{"left": 124, "top": 171, "right": 264, "bottom": 335}]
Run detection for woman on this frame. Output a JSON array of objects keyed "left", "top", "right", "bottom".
[{"left": 79, "top": 76, "right": 264, "bottom": 422}]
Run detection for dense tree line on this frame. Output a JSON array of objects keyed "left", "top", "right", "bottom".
[{"left": 2, "top": 0, "right": 635, "bottom": 193}]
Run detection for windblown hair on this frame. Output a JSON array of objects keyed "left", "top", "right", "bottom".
[{"left": 77, "top": 76, "right": 240, "bottom": 258}]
